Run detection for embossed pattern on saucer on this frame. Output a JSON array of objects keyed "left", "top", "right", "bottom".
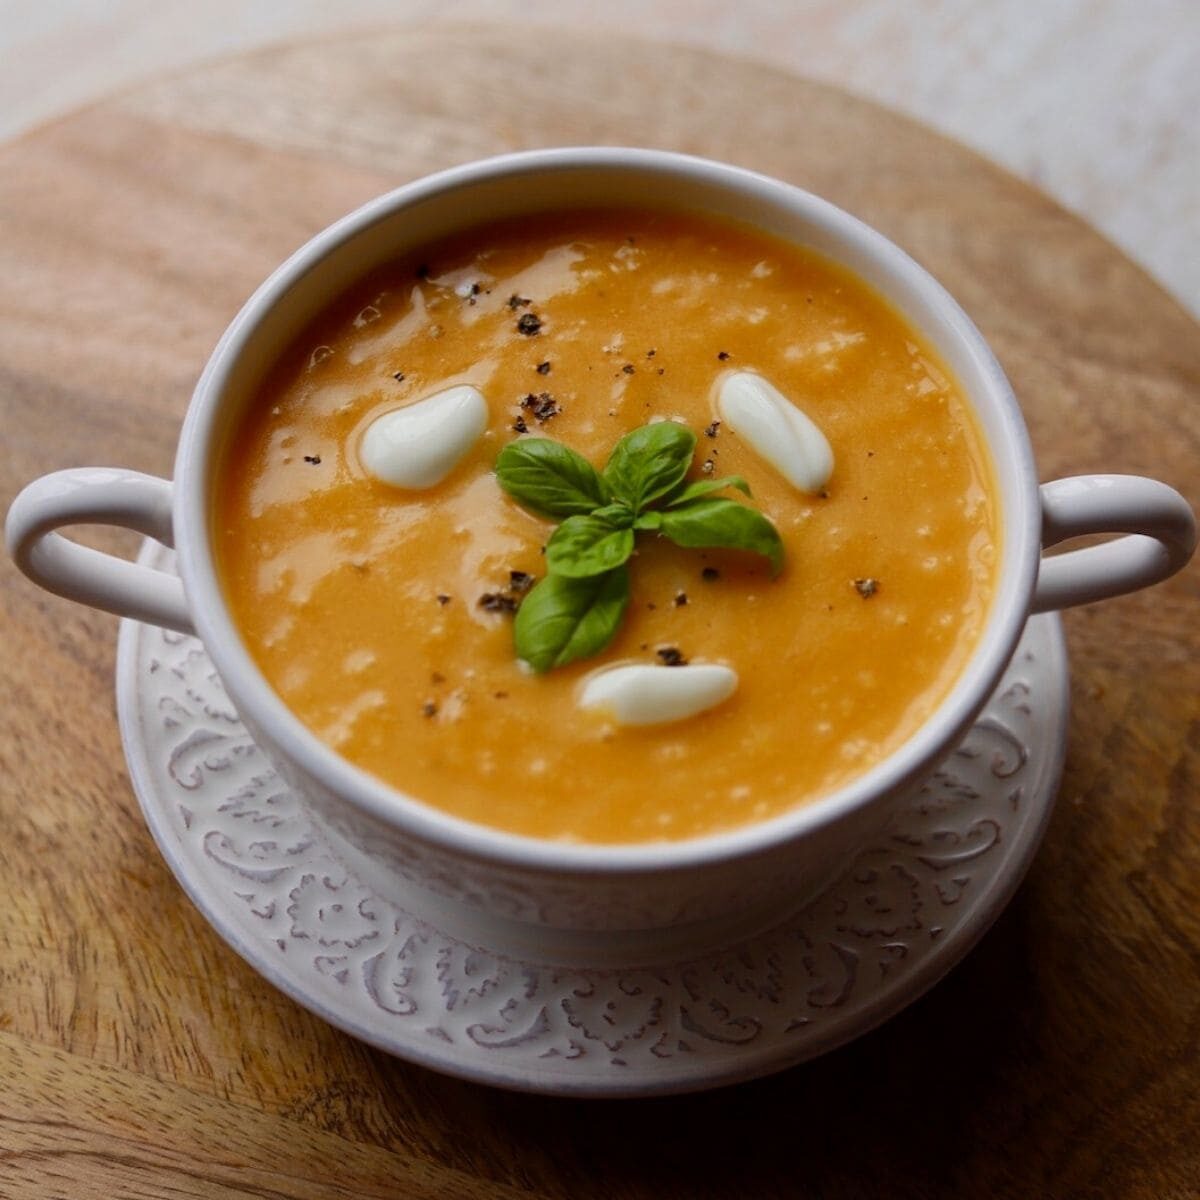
[{"left": 117, "top": 545, "right": 1068, "bottom": 1096}]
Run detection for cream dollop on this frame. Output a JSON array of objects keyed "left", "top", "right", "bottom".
[
  {"left": 716, "top": 371, "right": 833, "bottom": 494},
  {"left": 578, "top": 663, "right": 738, "bottom": 726},
  {"left": 360, "top": 385, "right": 488, "bottom": 489}
]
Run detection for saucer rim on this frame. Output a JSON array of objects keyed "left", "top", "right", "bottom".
[{"left": 116, "top": 554, "right": 1068, "bottom": 1097}]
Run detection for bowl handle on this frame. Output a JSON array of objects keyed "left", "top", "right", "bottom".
[
  {"left": 1032, "top": 475, "right": 1196, "bottom": 613},
  {"left": 5, "top": 468, "right": 194, "bottom": 634}
]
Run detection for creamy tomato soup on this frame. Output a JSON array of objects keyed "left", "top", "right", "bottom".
[{"left": 216, "top": 209, "right": 997, "bottom": 843}]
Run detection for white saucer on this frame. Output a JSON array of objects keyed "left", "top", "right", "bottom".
[{"left": 116, "top": 544, "right": 1068, "bottom": 1097}]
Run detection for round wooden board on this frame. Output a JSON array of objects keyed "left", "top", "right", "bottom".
[{"left": 1, "top": 24, "right": 1197, "bottom": 1199}]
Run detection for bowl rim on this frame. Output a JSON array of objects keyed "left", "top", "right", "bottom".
[{"left": 174, "top": 146, "right": 1041, "bottom": 877}]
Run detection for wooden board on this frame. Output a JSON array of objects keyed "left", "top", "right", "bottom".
[{"left": 1, "top": 24, "right": 1197, "bottom": 1199}]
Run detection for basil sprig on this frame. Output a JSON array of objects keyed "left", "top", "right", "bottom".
[{"left": 495, "top": 421, "right": 784, "bottom": 671}]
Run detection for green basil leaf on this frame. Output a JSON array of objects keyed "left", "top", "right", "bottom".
[
  {"left": 545, "top": 513, "right": 636, "bottom": 578},
  {"left": 514, "top": 567, "right": 630, "bottom": 671},
  {"left": 591, "top": 502, "right": 636, "bottom": 530},
  {"left": 602, "top": 421, "right": 696, "bottom": 511},
  {"left": 495, "top": 438, "right": 610, "bottom": 518},
  {"left": 633, "top": 510, "right": 663, "bottom": 532},
  {"left": 658, "top": 498, "right": 785, "bottom": 576},
  {"left": 665, "top": 475, "right": 752, "bottom": 506}
]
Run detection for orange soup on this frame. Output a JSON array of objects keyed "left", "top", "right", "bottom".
[{"left": 216, "top": 209, "right": 997, "bottom": 843}]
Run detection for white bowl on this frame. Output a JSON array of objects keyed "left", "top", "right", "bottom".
[{"left": 7, "top": 148, "right": 1194, "bottom": 943}]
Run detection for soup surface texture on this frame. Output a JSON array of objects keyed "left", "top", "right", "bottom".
[{"left": 217, "top": 209, "right": 997, "bottom": 843}]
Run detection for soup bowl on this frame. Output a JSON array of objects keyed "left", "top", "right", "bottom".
[{"left": 6, "top": 149, "right": 1195, "bottom": 951}]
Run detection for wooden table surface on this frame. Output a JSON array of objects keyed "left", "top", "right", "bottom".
[{"left": 2, "top": 26, "right": 1198, "bottom": 1199}]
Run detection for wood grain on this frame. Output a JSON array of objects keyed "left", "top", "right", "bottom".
[{"left": 1, "top": 24, "right": 1197, "bottom": 1199}]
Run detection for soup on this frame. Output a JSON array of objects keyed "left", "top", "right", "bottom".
[{"left": 216, "top": 208, "right": 997, "bottom": 843}]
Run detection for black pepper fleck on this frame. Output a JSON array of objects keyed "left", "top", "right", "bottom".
[
  {"left": 509, "top": 570, "right": 535, "bottom": 594},
  {"left": 507, "top": 294, "right": 531, "bottom": 309},
  {"left": 392, "top": 371, "right": 406, "bottom": 382},
  {"left": 647, "top": 348, "right": 656, "bottom": 358},
  {"left": 421, "top": 701, "right": 438, "bottom": 718},
  {"left": 701, "top": 567, "right": 720, "bottom": 581},
  {"left": 517, "top": 312, "right": 543, "bottom": 336},
  {"left": 536, "top": 360, "right": 551, "bottom": 375},
  {"left": 854, "top": 578, "right": 880, "bottom": 599},
  {"left": 512, "top": 415, "right": 528, "bottom": 434},
  {"left": 701, "top": 459, "right": 715, "bottom": 475},
  {"left": 705, "top": 420, "right": 720, "bottom": 438},
  {"left": 656, "top": 646, "right": 688, "bottom": 667},
  {"left": 436, "top": 593, "right": 451, "bottom": 606},
  {"left": 622, "top": 363, "right": 636, "bottom": 375},
  {"left": 520, "top": 392, "right": 559, "bottom": 422},
  {"left": 717, "top": 351, "right": 731, "bottom": 361},
  {"left": 674, "top": 592, "right": 688, "bottom": 607},
  {"left": 303, "top": 455, "right": 321, "bottom": 464}
]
